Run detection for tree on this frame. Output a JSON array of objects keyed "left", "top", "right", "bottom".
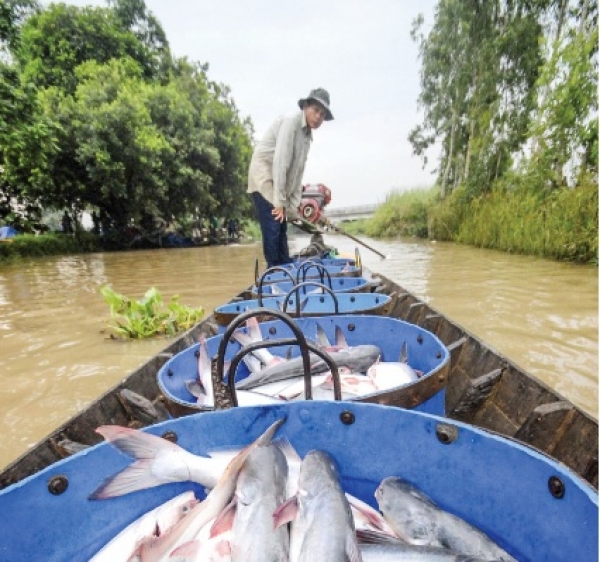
[
  {"left": 16, "top": 3, "right": 156, "bottom": 93},
  {"left": 410, "top": 0, "right": 546, "bottom": 199},
  {"left": 0, "top": 62, "right": 57, "bottom": 227}
]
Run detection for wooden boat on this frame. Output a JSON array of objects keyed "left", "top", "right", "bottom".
[
  {"left": 0, "top": 266, "right": 597, "bottom": 494},
  {"left": 157, "top": 311, "right": 450, "bottom": 416},
  {"left": 0, "top": 402, "right": 596, "bottom": 561}
]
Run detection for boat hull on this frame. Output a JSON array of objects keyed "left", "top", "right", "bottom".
[
  {"left": 0, "top": 402, "right": 595, "bottom": 562},
  {"left": 0, "top": 270, "right": 597, "bottom": 492}
]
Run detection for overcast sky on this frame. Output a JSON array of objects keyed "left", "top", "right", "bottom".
[{"left": 58, "top": 0, "right": 439, "bottom": 208}]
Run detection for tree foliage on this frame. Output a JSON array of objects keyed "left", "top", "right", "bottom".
[
  {"left": 410, "top": 0, "right": 597, "bottom": 200},
  {"left": 0, "top": 0, "right": 254, "bottom": 235}
]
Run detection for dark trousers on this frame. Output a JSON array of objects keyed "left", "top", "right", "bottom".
[{"left": 251, "top": 192, "right": 292, "bottom": 269}]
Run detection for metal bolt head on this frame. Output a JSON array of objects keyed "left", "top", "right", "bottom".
[
  {"left": 340, "top": 411, "right": 355, "bottom": 425},
  {"left": 548, "top": 476, "right": 565, "bottom": 499},
  {"left": 436, "top": 423, "right": 458, "bottom": 444},
  {"left": 48, "top": 475, "right": 68, "bottom": 495},
  {"left": 162, "top": 431, "right": 178, "bottom": 443},
  {"left": 269, "top": 327, "right": 277, "bottom": 335}
]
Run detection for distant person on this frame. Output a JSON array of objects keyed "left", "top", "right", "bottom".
[
  {"left": 91, "top": 211, "right": 101, "bottom": 235},
  {"left": 61, "top": 211, "right": 73, "bottom": 234},
  {"left": 247, "top": 88, "right": 333, "bottom": 268},
  {"left": 227, "top": 218, "right": 238, "bottom": 239}
]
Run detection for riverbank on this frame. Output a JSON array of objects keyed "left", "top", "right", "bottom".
[
  {"left": 344, "top": 178, "right": 598, "bottom": 264},
  {"left": 0, "top": 225, "right": 260, "bottom": 264}
]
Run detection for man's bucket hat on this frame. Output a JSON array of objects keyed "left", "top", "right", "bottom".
[{"left": 298, "top": 88, "right": 334, "bottom": 121}]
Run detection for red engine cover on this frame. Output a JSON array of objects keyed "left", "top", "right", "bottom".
[{"left": 299, "top": 198, "right": 322, "bottom": 223}]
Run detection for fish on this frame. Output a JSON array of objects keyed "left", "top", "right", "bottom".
[
  {"left": 89, "top": 491, "right": 198, "bottom": 561},
  {"left": 274, "top": 450, "right": 362, "bottom": 562},
  {"left": 89, "top": 426, "right": 234, "bottom": 499},
  {"left": 276, "top": 296, "right": 309, "bottom": 314},
  {"left": 212, "top": 444, "right": 289, "bottom": 561},
  {"left": 375, "top": 477, "right": 516, "bottom": 562},
  {"left": 128, "top": 418, "right": 285, "bottom": 561},
  {"left": 185, "top": 334, "right": 214, "bottom": 407},
  {"left": 236, "top": 344, "right": 381, "bottom": 390},
  {"left": 231, "top": 317, "right": 285, "bottom": 369},
  {"left": 367, "top": 342, "right": 420, "bottom": 390}
]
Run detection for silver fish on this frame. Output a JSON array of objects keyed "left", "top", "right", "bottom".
[
  {"left": 229, "top": 444, "right": 289, "bottom": 561},
  {"left": 129, "top": 418, "right": 285, "bottom": 561},
  {"left": 366, "top": 341, "right": 420, "bottom": 391},
  {"left": 90, "top": 491, "right": 198, "bottom": 561},
  {"left": 375, "top": 477, "right": 516, "bottom": 562},
  {"left": 236, "top": 345, "right": 381, "bottom": 390},
  {"left": 274, "top": 450, "right": 362, "bottom": 562}
]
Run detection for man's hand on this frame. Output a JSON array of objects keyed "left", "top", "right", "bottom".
[
  {"left": 286, "top": 207, "right": 301, "bottom": 221},
  {"left": 271, "top": 207, "right": 285, "bottom": 223}
]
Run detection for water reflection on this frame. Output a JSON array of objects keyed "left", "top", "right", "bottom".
[{"left": 0, "top": 236, "right": 597, "bottom": 470}]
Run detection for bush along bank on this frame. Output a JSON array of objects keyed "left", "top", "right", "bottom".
[
  {"left": 352, "top": 178, "right": 597, "bottom": 265},
  {"left": 0, "top": 232, "right": 102, "bottom": 262}
]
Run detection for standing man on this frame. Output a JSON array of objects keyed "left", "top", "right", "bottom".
[{"left": 247, "top": 88, "right": 333, "bottom": 268}]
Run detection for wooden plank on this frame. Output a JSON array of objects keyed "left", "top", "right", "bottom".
[
  {"left": 550, "top": 410, "right": 599, "bottom": 488},
  {"left": 493, "top": 365, "right": 562, "bottom": 428},
  {"left": 447, "top": 368, "right": 504, "bottom": 420},
  {"left": 514, "top": 401, "right": 575, "bottom": 451}
]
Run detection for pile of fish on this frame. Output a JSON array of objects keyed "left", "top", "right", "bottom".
[
  {"left": 89, "top": 418, "right": 516, "bottom": 561},
  {"left": 186, "top": 318, "right": 422, "bottom": 407}
]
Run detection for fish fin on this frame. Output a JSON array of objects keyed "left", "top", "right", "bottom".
[
  {"left": 246, "top": 316, "right": 263, "bottom": 342},
  {"left": 198, "top": 335, "right": 211, "bottom": 378},
  {"left": 347, "top": 493, "right": 392, "bottom": 534},
  {"left": 399, "top": 341, "right": 408, "bottom": 363},
  {"left": 210, "top": 497, "right": 237, "bottom": 537},
  {"left": 315, "top": 324, "right": 331, "bottom": 349},
  {"left": 169, "top": 540, "right": 200, "bottom": 558},
  {"left": 243, "top": 353, "right": 262, "bottom": 374},
  {"left": 89, "top": 459, "right": 166, "bottom": 499},
  {"left": 231, "top": 329, "right": 251, "bottom": 346},
  {"left": 273, "top": 496, "right": 298, "bottom": 528},
  {"left": 355, "top": 529, "right": 405, "bottom": 545},
  {"left": 273, "top": 437, "right": 302, "bottom": 465},
  {"left": 89, "top": 426, "right": 186, "bottom": 499},
  {"left": 335, "top": 326, "right": 349, "bottom": 349},
  {"left": 185, "top": 380, "right": 205, "bottom": 399},
  {"left": 271, "top": 284, "right": 284, "bottom": 295}
]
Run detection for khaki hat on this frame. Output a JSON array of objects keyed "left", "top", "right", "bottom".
[{"left": 298, "top": 88, "right": 334, "bottom": 121}]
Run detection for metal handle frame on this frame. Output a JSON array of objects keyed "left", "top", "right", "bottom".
[
  {"left": 215, "top": 308, "right": 341, "bottom": 405},
  {"left": 282, "top": 281, "right": 339, "bottom": 316}
]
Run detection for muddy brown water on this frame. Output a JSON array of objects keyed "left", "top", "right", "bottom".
[{"left": 0, "top": 234, "right": 597, "bottom": 470}]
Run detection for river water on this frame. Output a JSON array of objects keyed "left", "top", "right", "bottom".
[{"left": 0, "top": 233, "right": 597, "bottom": 469}]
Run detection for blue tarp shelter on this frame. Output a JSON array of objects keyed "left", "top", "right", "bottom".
[{"left": 0, "top": 226, "right": 18, "bottom": 239}]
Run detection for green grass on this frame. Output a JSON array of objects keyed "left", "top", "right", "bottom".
[{"left": 0, "top": 232, "right": 101, "bottom": 262}]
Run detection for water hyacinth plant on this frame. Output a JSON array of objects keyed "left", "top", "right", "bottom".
[{"left": 100, "top": 286, "right": 204, "bottom": 339}]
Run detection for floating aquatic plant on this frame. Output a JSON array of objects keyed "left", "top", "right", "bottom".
[{"left": 100, "top": 285, "right": 204, "bottom": 339}]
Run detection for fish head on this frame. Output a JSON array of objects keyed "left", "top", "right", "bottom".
[
  {"left": 298, "top": 450, "right": 341, "bottom": 497},
  {"left": 236, "top": 444, "right": 288, "bottom": 504}
]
